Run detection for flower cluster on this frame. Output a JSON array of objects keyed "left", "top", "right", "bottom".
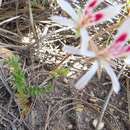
[
  {"left": 51, "top": 0, "right": 121, "bottom": 32},
  {"left": 65, "top": 18, "right": 130, "bottom": 94},
  {"left": 51, "top": 0, "right": 130, "bottom": 94}
]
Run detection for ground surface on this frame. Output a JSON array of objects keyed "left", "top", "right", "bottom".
[{"left": 0, "top": 0, "right": 130, "bottom": 130}]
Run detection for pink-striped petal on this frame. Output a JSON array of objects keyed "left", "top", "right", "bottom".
[
  {"left": 120, "top": 45, "right": 130, "bottom": 54},
  {"left": 108, "top": 44, "right": 130, "bottom": 58},
  {"left": 50, "top": 16, "right": 76, "bottom": 28},
  {"left": 126, "top": 46, "right": 130, "bottom": 52},
  {"left": 58, "top": 0, "right": 78, "bottom": 21},
  {"left": 104, "top": 63, "right": 120, "bottom": 94},
  {"left": 111, "top": 17, "right": 130, "bottom": 49},
  {"left": 75, "top": 61, "right": 99, "bottom": 90},
  {"left": 89, "top": 5, "right": 121, "bottom": 26},
  {"left": 84, "top": 0, "right": 103, "bottom": 15}
]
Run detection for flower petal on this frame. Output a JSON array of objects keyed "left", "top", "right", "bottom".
[
  {"left": 75, "top": 61, "right": 99, "bottom": 90},
  {"left": 104, "top": 63, "right": 120, "bottom": 94},
  {"left": 89, "top": 5, "right": 121, "bottom": 26},
  {"left": 111, "top": 17, "right": 130, "bottom": 48},
  {"left": 63, "top": 45, "right": 95, "bottom": 57},
  {"left": 110, "top": 45, "right": 130, "bottom": 58},
  {"left": 82, "top": 50, "right": 96, "bottom": 57},
  {"left": 63, "top": 45, "right": 81, "bottom": 55},
  {"left": 58, "top": 0, "right": 78, "bottom": 21},
  {"left": 50, "top": 16, "right": 76, "bottom": 27},
  {"left": 84, "top": 0, "right": 103, "bottom": 15},
  {"left": 80, "top": 28, "right": 89, "bottom": 52},
  {"left": 117, "top": 45, "right": 130, "bottom": 57}
]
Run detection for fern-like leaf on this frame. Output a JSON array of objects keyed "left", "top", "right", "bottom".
[
  {"left": 51, "top": 67, "right": 69, "bottom": 79},
  {"left": 27, "top": 82, "right": 53, "bottom": 96}
]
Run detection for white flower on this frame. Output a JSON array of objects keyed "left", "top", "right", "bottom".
[
  {"left": 50, "top": 0, "right": 121, "bottom": 32},
  {"left": 63, "top": 28, "right": 96, "bottom": 57},
  {"left": 64, "top": 17, "right": 130, "bottom": 94}
]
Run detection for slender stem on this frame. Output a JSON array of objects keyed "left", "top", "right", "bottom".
[
  {"left": 96, "top": 87, "right": 113, "bottom": 130},
  {"left": 28, "top": 0, "right": 37, "bottom": 38},
  {"left": 126, "top": 78, "right": 130, "bottom": 121},
  {"left": 96, "top": 65, "right": 126, "bottom": 130}
]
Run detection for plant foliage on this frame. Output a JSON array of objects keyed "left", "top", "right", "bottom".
[
  {"left": 6, "top": 56, "right": 53, "bottom": 117},
  {"left": 51, "top": 67, "right": 69, "bottom": 79}
]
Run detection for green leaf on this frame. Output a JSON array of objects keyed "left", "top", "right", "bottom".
[
  {"left": 6, "top": 55, "right": 53, "bottom": 97},
  {"left": 51, "top": 67, "right": 69, "bottom": 79},
  {"left": 6, "top": 56, "right": 27, "bottom": 93},
  {"left": 27, "top": 83, "right": 53, "bottom": 96},
  {"left": 127, "top": 0, "right": 130, "bottom": 7}
]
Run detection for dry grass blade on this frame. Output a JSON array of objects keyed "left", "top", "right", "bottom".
[
  {"left": 0, "top": 47, "right": 13, "bottom": 59},
  {"left": 28, "top": 0, "right": 37, "bottom": 38},
  {"left": 0, "top": 0, "right": 2, "bottom": 7},
  {"left": 0, "top": 28, "right": 20, "bottom": 37},
  {"left": 0, "top": 16, "right": 20, "bottom": 26},
  {"left": 126, "top": 78, "right": 130, "bottom": 121}
]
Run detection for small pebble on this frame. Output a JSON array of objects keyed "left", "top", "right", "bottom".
[
  {"left": 92, "top": 119, "right": 104, "bottom": 130},
  {"left": 68, "top": 124, "right": 73, "bottom": 129}
]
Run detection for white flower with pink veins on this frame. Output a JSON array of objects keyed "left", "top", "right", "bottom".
[
  {"left": 50, "top": 0, "right": 121, "bottom": 55},
  {"left": 64, "top": 18, "right": 130, "bottom": 94},
  {"left": 50, "top": 0, "right": 121, "bottom": 32}
]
